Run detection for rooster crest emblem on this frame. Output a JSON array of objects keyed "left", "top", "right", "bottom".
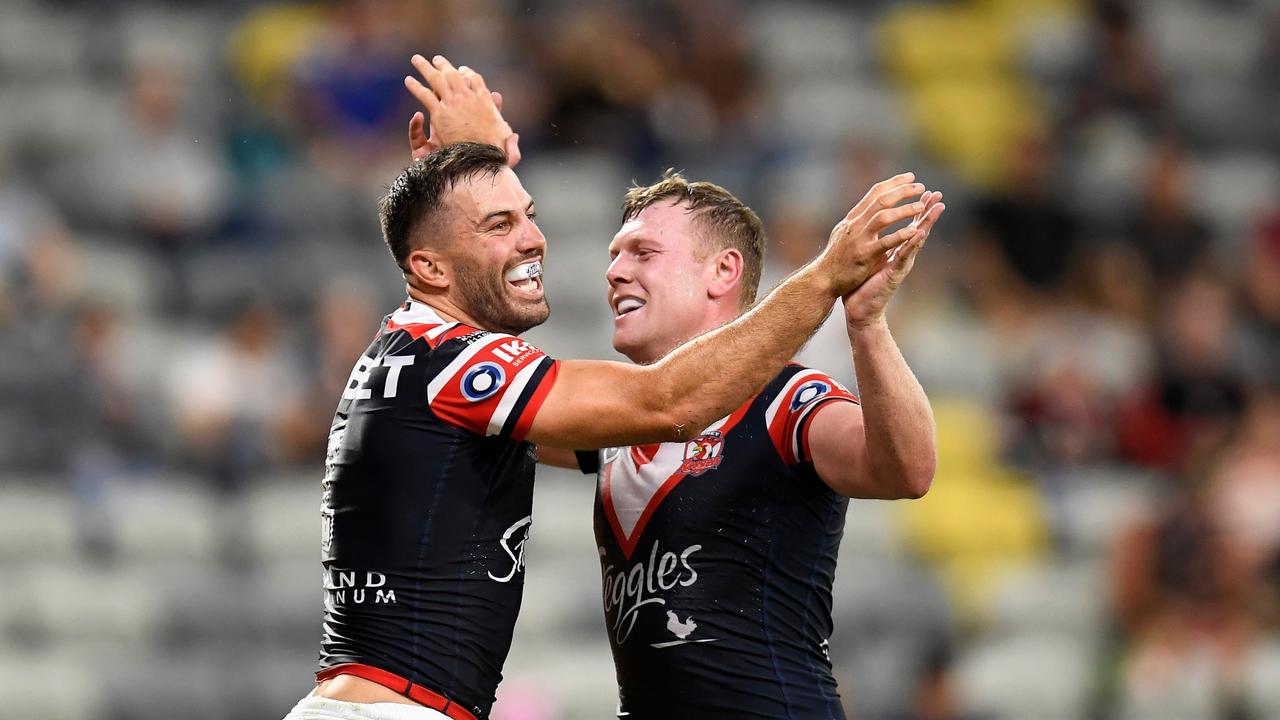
[
  {"left": 666, "top": 611, "right": 697, "bottom": 640},
  {"left": 678, "top": 431, "right": 724, "bottom": 476}
]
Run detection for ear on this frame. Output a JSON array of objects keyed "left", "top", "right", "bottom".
[
  {"left": 706, "top": 247, "right": 744, "bottom": 303},
  {"left": 404, "top": 247, "right": 450, "bottom": 291}
]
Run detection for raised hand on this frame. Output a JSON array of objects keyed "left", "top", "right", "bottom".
[
  {"left": 842, "top": 190, "right": 945, "bottom": 328},
  {"left": 404, "top": 55, "right": 521, "bottom": 165},
  {"left": 815, "top": 173, "right": 931, "bottom": 297}
]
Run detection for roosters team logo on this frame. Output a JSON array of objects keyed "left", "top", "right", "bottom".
[{"left": 678, "top": 431, "right": 724, "bottom": 476}]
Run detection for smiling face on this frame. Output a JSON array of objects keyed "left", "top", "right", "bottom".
[
  {"left": 442, "top": 167, "right": 549, "bottom": 334},
  {"left": 606, "top": 200, "right": 728, "bottom": 365}
]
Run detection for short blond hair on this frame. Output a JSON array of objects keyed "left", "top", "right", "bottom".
[{"left": 621, "top": 170, "right": 766, "bottom": 307}]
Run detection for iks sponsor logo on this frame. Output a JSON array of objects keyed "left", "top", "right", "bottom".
[
  {"left": 323, "top": 569, "right": 397, "bottom": 606},
  {"left": 678, "top": 431, "right": 724, "bottom": 476},
  {"left": 489, "top": 338, "right": 538, "bottom": 367},
  {"left": 488, "top": 515, "right": 532, "bottom": 583},
  {"left": 601, "top": 540, "right": 701, "bottom": 644}
]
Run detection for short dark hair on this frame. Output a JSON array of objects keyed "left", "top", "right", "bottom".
[
  {"left": 378, "top": 142, "right": 508, "bottom": 270},
  {"left": 622, "top": 170, "right": 766, "bottom": 307}
]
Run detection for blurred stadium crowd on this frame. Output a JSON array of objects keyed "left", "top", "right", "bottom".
[{"left": 2, "top": 0, "right": 1279, "bottom": 718}]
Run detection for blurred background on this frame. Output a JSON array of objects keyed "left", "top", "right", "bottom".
[{"left": 1, "top": 0, "right": 1279, "bottom": 718}]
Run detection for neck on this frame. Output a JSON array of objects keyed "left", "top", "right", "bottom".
[{"left": 405, "top": 284, "right": 483, "bottom": 330}]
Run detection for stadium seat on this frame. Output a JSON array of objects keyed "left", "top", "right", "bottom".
[
  {"left": 98, "top": 649, "right": 228, "bottom": 720},
  {"left": 0, "top": 648, "right": 103, "bottom": 720},
  {"left": 15, "top": 561, "right": 165, "bottom": 646},
  {"left": 1145, "top": 2, "right": 1264, "bottom": 83},
  {"left": 0, "top": 7, "right": 86, "bottom": 80},
  {"left": 988, "top": 557, "right": 1105, "bottom": 637},
  {"left": 246, "top": 477, "right": 320, "bottom": 562},
  {"left": 840, "top": 498, "right": 903, "bottom": 559},
  {"left": 955, "top": 632, "right": 1095, "bottom": 720},
  {"left": 102, "top": 478, "right": 221, "bottom": 563},
  {"left": 0, "top": 486, "right": 79, "bottom": 564},
  {"left": 778, "top": 79, "right": 911, "bottom": 152},
  {"left": 252, "top": 557, "right": 323, "bottom": 649},
  {"left": 1193, "top": 152, "right": 1280, "bottom": 249},
  {"left": 1061, "top": 115, "right": 1149, "bottom": 224},
  {"left": 516, "top": 152, "right": 628, "bottom": 244},
  {"left": 1053, "top": 466, "right": 1157, "bottom": 554},
  {"left": 748, "top": 3, "right": 870, "bottom": 82},
  {"left": 74, "top": 239, "right": 165, "bottom": 315}
]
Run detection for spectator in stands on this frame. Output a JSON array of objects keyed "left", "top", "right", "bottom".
[
  {"left": 1241, "top": 211, "right": 1280, "bottom": 386},
  {"left": 1117, "top": 271, "right": 1246, "bottom": 471},
  {"left": 166, "top": 298, "right": 301, "bottom": 493},
  {"left": 971, "top": 133, "right": 1082, "bottom": 301},
  {"left": 1072, "top": 0, "right": 1167, "bottom": 126},
  {"left": 1123, "top": 138, "right": 1213, "bottom": 287},
  {"left": 84, "top": 62, "right": 231, "bottom": 311},
  {"left": 1108, "top": 449, "right": 1253, "bottom": 717}
]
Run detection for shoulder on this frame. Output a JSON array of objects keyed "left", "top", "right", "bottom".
[
  {"left": 763, "top": 365, "right": 858, "bottom": 420},
  {"left": 763, "top": 364, "right": 859, "bottom": 466}
]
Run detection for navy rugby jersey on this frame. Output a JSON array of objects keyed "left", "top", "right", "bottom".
[
  {"left": 318, "top": 300, "right": 558, "bottom": 719},
  {"left": 582, "top": 364, "right": 859, "bottom": 719}
]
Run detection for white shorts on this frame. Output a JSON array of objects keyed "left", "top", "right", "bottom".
[{"left": 283, "top": 696, "right": 451, "bottom": 720}]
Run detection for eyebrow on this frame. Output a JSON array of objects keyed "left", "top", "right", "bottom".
[
  {"left": 479, "top": 200, "right": 536, "bottom": 226},
  {"left": 609, "top": 233, "right": 661, "bottom": 255}
]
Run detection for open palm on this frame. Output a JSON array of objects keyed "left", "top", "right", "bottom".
[{"left": 843, "top": 191, "right": 944, "bottom": 328}]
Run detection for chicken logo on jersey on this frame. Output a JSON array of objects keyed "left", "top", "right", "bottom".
[
  {"left": 666, "top": 611, "right": 697, "bottom": 640},
  {"left": 678, "top": 431, "right": 724, "bottom": 476}
]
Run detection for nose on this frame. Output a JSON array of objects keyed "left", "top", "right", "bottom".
[
  {"left": 515, "top": 217, "right": 546, "bottom": 256},
  {"left": 606, "top": 253, "right": 632, "bottom": 289}
]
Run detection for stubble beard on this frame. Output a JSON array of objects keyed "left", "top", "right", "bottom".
[{"left": 454, "top": 254, "right": 550, "bottom": 335}]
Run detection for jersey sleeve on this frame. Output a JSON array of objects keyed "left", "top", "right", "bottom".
[
  {"left": 425, "top": 331, "right": 560, "bottom": 441},
  {"left": 763, "top": 368, "right": 859, "bottom": 466}
]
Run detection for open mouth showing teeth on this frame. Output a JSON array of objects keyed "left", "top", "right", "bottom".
[
  {"left": 615, "top": 297, "right": 645, "bottom": 317},
  {"left": 504, "top": 260, "right": 543, "bottom": 295}
]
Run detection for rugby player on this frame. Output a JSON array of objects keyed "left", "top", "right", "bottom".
[
  {"left": 405, "top": 57, "right": 942, "bottom": 719},
  {"left": 284, "top": 62, "right": 936, "bottom": 720}
]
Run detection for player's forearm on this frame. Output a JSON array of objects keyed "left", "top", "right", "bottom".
[
  {"left": 640, "top": 264, "right": 837, "bottom": 437},
  {"left": 847, "top": 317, "right": 935, "bottom": 498}
]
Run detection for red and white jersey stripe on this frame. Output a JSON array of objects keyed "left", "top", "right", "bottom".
[{"left": 763, "top": 367, "right": 859, "bottom": 465}]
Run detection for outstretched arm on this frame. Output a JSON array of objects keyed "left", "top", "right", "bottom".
[{"left": 807, "top": 192, "right": 944, "bottom": 499}]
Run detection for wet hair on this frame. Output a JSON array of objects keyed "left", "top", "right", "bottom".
[
  {"left": 378, "top": 142, "right": 508, "bottom": 270},
  {"left": 621, "top": 170, "right": 766, "bottom": 307}
]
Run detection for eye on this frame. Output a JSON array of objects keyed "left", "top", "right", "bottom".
[
  {"left": 526, "top": 211, "right": 538, "bottom": 222},
  {"left": 491, "top": 220, "right": 511, "bottom": 232}
]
